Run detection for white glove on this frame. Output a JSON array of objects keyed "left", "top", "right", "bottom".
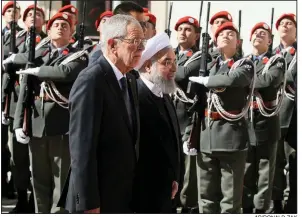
[
  {"left": 189, "top": 76, "right": 209, "bottom": 86},
  {"left": 2, "top": 112, "right": 11, "bottom": 125},
  {"left": 16, "top": 67, "right": 40, "bottom": 76},
  {"left": 3, "top": 54, "right": 16, "bottom": 65},
  {"left": 183, "top": 141, "right": 197, "bottom": 156},
  {"left": 15, "top": 128, "right": 30, "bottom": 144}
]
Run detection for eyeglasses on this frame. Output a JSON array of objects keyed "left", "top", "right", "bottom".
[
  {"left": 157, "top": 59, "right": 177, "bottom": 68},
  {"left": 115, "top": 37, "right": 147, "bottom": 47}
]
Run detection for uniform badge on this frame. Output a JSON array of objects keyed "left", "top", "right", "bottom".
[
  {"left": 244, "top": 64, "right": 252, "bottom": 69},
  {"left": 71, "top": 7, "right": 76, "bottom": 13},
  {"left": 62, "top": 13, "right": 68, "bottom": 19},
  {"left": 80, "top": 56, "right": 87, "bottom": 61},
  {"left": 188, "top": 18, "right": 195, "bottom": 24},
  {"left": 263, "top": 23, "right": 269, "bottom": 29},
  {"left": 228, "top": 14, "right": 232, "bottom": 20},
  {"left": 277, "top": 61, "right": 284, "bottom": 68}
]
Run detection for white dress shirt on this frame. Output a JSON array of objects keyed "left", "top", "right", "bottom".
[{"left": 104, "top": 55, "right": 126, "bottom": 89}]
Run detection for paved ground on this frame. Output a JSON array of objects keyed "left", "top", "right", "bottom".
[{"left": 1, "top": 197, "right": 16, "bottom": 214}]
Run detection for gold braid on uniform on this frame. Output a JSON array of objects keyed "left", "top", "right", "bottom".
[
  {"left": 253, "top": 54, "right": 287, "bottom": 117},
  {"left": 173, "top": 51, "right": 202, "bottom": 104},
  {"left": 284, "top": 53, "right": 296, "bottom": 101},
  {"left": 207, "top": 58, "right": 255, "bottom": 123},
  {"left": 39, "top": 50, "right": 89, "bottom": 109}
]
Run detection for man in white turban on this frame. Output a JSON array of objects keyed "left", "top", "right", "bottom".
[{"left": 132, "top": 33, "right": 181, "bottom": 213}]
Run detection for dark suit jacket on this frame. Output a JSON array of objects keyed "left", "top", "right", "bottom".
[
  {"left": 132, "top": 78, "right": 180, "bottom": 213},
  {"left": 58, "top": 55, "right": 140, "bottom": 213},
  {"left": 88, "top": 44, "right": 103, "bottom": 65}
]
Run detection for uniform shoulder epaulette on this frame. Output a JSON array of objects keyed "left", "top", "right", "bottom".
[
  {"left": 60, "top": 50, "right": 89, "bottom": 65},
  {"left": 16, "top": 29, "right": 26, "bottom": 38},
  {"left": 35, "top": 36, "right": 50, "bottom": 50}
]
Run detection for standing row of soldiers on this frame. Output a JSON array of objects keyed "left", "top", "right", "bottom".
[{"left": 1, "top": 1, "right": 297, "bottom": 214}]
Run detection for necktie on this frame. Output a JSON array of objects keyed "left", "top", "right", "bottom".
[{"left": 120, "top": 77, "right": 133, "bottom": 129}]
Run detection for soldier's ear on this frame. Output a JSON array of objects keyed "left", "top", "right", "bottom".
[
  {"left": 268, "top": 39, "right": 272, "bottom": 46},
  {"left": 195, "top": 33, "right": 200, "bottom": 41}
]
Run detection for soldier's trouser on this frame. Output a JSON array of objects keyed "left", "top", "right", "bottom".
[
  {"left": 2, "top": 124, "right": 10, "bottom": 178},
  {"left": 197, "top": 150, "right": 247, "bottom": 214},
  {"left": 243, "top": 141, "right": 278, "bottom": 210},
  {"left": 29, "top": 135, "right": 70, "bottom": 214},
  {"left": 180, "top": 154, "right": 198, "bottom": 208},
  {"left": 7, "top": 121, "right": 30, "bottom": 191},
  {"left": 272, "top": 136, "right": 286, "bottom": 200},
  {"left": 283, "top": 140, "right": 295, "bottom": 201}
]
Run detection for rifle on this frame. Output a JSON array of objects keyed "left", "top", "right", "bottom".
[
  {"left": 77, "top": 0, "right": 87, "bottom": 49},
  {"left": 165, "top": 2, "right": 173, "bottom": 38},
  {"left": 3, "top": 0, "right": 18, "bottom": 119},
  {"left": 268, "top": 8, "right": 274, "bottom": 55},
  {"left": 196, "top": 1, "right": 204, "bottom": 48},
  {"left": 237, "top": 10, "right": 243, "bottom": 58},
  {"left": 185, "top": 2, "right": 211, "bottom": 150},
  {"left": 22, "top": 0, "right": 38, "bottom": 137}
]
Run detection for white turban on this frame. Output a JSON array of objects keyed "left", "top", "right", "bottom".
[{"left": 135, "top": 32, "right": 171, "bottom": 70}]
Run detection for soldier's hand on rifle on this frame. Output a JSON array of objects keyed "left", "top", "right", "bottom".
[
  {"left": 183, "top": 141, "right": 197, "bottom": 156},
  {"left": 189, "top": 76, "right": 209, "bottom": 86},
  {"left": 15, "top": 128, "right": 30, "bottom": 144},
  {"left": 2, "top": 54, "right": 16, "bottom": 70},
  {"left": 1, "top": 112, "right": 11, "bottom": 125},
  {"left": 16, "top": 67, "right": 40, "bottom": 76}
]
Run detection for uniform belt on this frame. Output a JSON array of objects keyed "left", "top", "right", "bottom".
[
  {"left": 205, "top": 109, "right": 241, "bottom": 120},
  {"left": 35, "top": 95, "right": 52, "bottom": 102},
  {"left": 251, "top": 100, "right": 276, "bottom": 109}
]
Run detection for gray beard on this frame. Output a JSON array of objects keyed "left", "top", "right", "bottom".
[{"left": 149, "top": 70, "right": 176, "bottom": 94}]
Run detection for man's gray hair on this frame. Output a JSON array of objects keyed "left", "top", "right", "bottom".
[{"left": 101, "top": 14, "right": 141, "bottom": 52}]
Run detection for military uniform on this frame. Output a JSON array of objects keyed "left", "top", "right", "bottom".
[
  {"left": 242, "top": 22, "right": 286, "bottom": 213},
  {"left": 172, "top": 16, "right": 202, "bottom": 212},
  {"left": 174, "top": 45, "right": 201, "bottom": 212},
  {"left": 272, "top": 42, "right": 297, "bottom": 206},
  {"left": 12, "top": 12, "right": 89, "bottom": 213},
  {"left": 2, "top": 23, "right": 47, "bottom": 212},
  {"left": 242, "top": 52, "right": 286, "bottom": 213},
  {"left": 188, "top": 22, "right": 255, "bottom": 214}
]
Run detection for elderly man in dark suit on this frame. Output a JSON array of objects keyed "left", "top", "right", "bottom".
[
  {"left": 58, "top": 14, "right": 144, "bottom": 214},
  {"left": 132, "top": 33, "right": 181, "bottom": 213}
]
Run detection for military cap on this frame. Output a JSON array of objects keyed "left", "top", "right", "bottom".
[
  {"left": 174, "top": 16, "right": 199, "bottom": 31},
  {"left": 46, "top": 12, "right": 73, "bottom": 31},
  {"left": 58, "top": 5, "right": 78, "bottom": 15},
  {"left": 214, "top": 22, "right": 238, "bottom": 40},
  {"left": 210, "top": 11, "right": 233, "bottom": 25},
  {"left": 2, "top": 1, "right": 20, "bottom": 16},
  {"left": 250, "top": 22, "right": 272, "bottom": 40},
  {"left": 275, "top": 13, "right": 296, "bottom": 29},
  {"left": 95, "top": 11, "right": 113, "bottom": 29},
  {"left": 145, "top": 12, "right": 156, "bottom": 26},
  {"left": 23, "top": 4, "right": 45, "bottom": 21}
]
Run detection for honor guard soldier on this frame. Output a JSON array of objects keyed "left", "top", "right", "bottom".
[
  {"left": 2, "top": 1, "right": 23, "bottom": 43},
  {"left": 242, "top": 22, "right": 286, "bottom": 214},
  {"left": 58, "top": 4, "right": 93, "bottom": 50},
  {"left": 10, "top": 12, "right": 88, "bottom": 213},
  {"left": 3, "top": 4, "right": 47, "bottom": 59},
  {"left": 271, "top": 13, "right": 297, "bottom": 213},
  {"left": 209, "top": 11, "right": 233, "bottom": 59},
  {"left": 95, "top": 11, "right": 113, "bottom": 34},
  {"left": 189, "top": 22, "right": 255, "bottom": 213},
  {"left": 143, "top": 8, "right": 157, "bottom": 39},
  {"left": 1, "top": 0, "right": 22, "bottom": 201},
  {"left": 2, "top": 4, "right": 46, "bottom": 213},
  {"left": 172, "top": 16, "right": 200, "bottom": 213}
]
